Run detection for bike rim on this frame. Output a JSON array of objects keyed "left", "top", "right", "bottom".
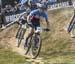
[{"left": 30, "top": 35, "right": 42, "bottom": 59}]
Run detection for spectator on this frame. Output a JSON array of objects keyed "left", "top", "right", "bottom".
[
  {"left": 0, "top": 7, "right": 6, "bottom": 28},
  {"left": 32, "top": 0, "right": 39, "bottom": 4},
  {"left": 30, "top": 0, "right": 39, "bottom": 10},
  {"left": 14, "top": 1, "right": 20, "bottom": 13},
  {"left": 19, "top": 0, "right": 28, "bottom": 5},
  {"left": 48, "top": 0, "right": 57, "bottom": 5},
  {"left": 68, "top": 0, "right": 72, "bottom": 5}
]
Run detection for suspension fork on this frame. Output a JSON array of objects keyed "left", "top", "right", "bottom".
[{"left": 34, "top": 32, "right": 40, "bottom": 38}]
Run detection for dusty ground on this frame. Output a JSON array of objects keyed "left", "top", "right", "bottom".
[{"left": 0, "top": 7, "right": 75, "bottom": 64}]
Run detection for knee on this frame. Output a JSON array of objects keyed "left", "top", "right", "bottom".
[{"left": 28, "top": 28, "right": 34, "bottom": 35}]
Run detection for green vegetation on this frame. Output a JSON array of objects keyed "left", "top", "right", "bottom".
[
  {"left": 40, "top": 7, "right": 75, "bottom": 64},
  {"left": 0, "top": 48, "right": 30, "bottom": 64}
]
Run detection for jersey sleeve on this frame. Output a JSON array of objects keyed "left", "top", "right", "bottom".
[{"left": 29, "top": 10, "right": 37, "bottom": 16}]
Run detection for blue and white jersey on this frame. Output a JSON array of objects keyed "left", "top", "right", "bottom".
[{"left": 29, "top": 9, "right": 48, "bottom": 21}]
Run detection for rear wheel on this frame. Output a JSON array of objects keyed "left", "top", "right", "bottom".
[{"left": 30, "top": 34, "right": 42, "bottom": 59}]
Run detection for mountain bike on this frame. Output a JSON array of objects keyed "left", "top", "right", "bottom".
[
  {"left": 16, "top": 20, "right": 27, "bottom": 47},
  {"left": 24, "top": 26, "right": 50, "bottom": 59},
  {"left": 67, "top": 10, "right": 75, "bottom": 37}
]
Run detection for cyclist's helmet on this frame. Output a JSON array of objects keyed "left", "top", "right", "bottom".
[{"left": 39, "top": 4, "right": 47, "bottom": 10}]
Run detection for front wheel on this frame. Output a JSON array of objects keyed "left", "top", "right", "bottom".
[
  {"left": 24, "top": 37, "right": 32, "bottom": 55},
  {"left": 30, "top": 34, "right": 42, "bottom": 59},
  {"left": 17, "top": 28, "right": 26, "bottom": 47}
]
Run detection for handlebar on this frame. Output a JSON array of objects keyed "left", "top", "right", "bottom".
[{"left": 28, "top": 23, "right": 50, "bottom": 31}]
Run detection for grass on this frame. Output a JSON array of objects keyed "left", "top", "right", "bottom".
[
  {"left": 0, "top": 48, "right": 31, "bottom": 64},
  {"left": 44, "top": 56, "right": 75, "bottom": 64},
  {"left": 40, "top": 7, "right": 75, "bottom": 64}
]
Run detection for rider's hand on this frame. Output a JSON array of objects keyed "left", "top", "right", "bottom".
[
  {"left": 46, "top": 28, "right": 50, "bottom": 31},
  {"left": 44, "top": 28, "right": 50, "bottom": 31}
]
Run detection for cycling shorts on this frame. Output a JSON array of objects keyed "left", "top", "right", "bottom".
[{"left": 21, "top": 19, "right": 27, "bottom": 24}]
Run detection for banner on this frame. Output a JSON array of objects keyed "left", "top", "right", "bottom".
[
  {"left": 4, "top": 10, "right": 26, "bottom": 25},
  {"left": 48, "top": 0, "right": 72, "bottom": 9}
]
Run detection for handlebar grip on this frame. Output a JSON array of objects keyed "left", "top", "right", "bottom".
[{"left": 44, "top": 28, "right": 50, "bottom": 31}]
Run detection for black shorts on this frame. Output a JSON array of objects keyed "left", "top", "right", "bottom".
[
  {"left": 21, "top": 19, "right": 27, "bottom": 24},
  {"left": 31, "top": 18, "right": 40, "bottom": 30}
]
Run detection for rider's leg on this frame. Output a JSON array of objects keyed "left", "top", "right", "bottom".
[
  {"left": 24, "top": 18, "right": 40, "bottom": 47},
  {"left": 33, "top": 26, "right": 40, "bottom": 49},
  {"left": 24, "top": 27, "right": 34, "bottom": 47}
]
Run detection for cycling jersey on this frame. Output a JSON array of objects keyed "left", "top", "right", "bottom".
[
  {"left": 29, "top": 9, "right": 48, "bottom": 30},
  {"left": 21, "top": 19, "right": 27, "bottom": 24},
  {"left": 29, "top": 9, "right": 48, "bottom": 21}
]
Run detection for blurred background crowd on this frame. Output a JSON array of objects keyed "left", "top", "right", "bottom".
[{"left": 0, "top": 0, "right": 73, "bottom": 28}]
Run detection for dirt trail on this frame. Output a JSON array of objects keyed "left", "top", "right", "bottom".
[
  {"left": 0, "top": 24, "right": 43, "bottom": 63},
  {"left": 0, "top": 7, "right": 74, "bottom": 63},
  {"left": 0, "top": 24, "right": 25, "bottom": 55}
]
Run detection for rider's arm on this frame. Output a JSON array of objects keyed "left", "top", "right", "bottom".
[
  {"left": 27, "top": 15, "right": 32, "bottom": 23},
  {"left": 27, "top": 10, "right": 37, "bottom": 23},
  {"left": 44, "top": 12, "right": 50, "bottom": 29},
  {"left": 46, "top": 19, "right": 49, "bottom": 29}
]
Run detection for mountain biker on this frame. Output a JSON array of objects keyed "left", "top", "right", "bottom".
[
  {"left": 16, "top": 6, "right": 31, "bottom": 39},
  {"left": 24, "top": 3, "right": 50, "bottom": 47},
  {"left": 16, "top": 3, "right": 31, "bottom": 24}
]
